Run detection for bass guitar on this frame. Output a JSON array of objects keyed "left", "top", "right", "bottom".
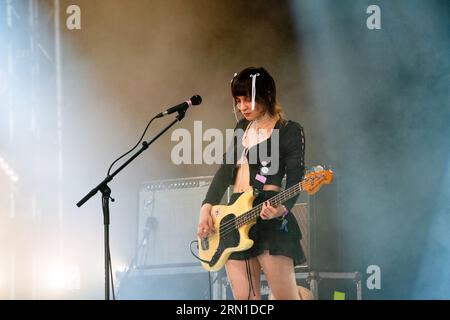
[{"left": 197, "top": 167, "right": 334, "bottom": 271}]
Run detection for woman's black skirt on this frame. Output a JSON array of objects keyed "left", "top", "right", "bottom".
[{"left": 227, "top": 190, "right": 306, "bottom": 266}]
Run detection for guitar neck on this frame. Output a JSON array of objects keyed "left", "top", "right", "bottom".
[{"left": 235, "top": 183, "right": 302, "bottom": 228}]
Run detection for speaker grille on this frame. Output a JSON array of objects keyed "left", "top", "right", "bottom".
[{"left": 137, "top": 176, "right": 213, "bottom": 266}]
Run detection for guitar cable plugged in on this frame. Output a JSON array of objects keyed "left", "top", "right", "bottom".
[{"left": 189, "top": 240, "right": 211, "bottom": 264}]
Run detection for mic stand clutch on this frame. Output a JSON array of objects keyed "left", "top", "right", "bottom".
[{"left": 76, "top": 109, "right": 187, "bottom": 300}]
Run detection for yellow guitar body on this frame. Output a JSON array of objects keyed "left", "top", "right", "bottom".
[{"left": 199, "top": 188, "right": 256, "bottom": 272}]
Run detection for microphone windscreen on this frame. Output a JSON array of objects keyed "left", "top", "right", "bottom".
[{"left": 190, "top": 95, "right": 202, "bottom": 106}]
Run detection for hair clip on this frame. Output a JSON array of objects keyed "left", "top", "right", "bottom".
[{"left": 249, "top": 73, "right": 260, "bottom": 111}]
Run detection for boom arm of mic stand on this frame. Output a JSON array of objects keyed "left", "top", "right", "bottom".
[{"left": 77, "top": 110, "right": 186, "bottom": 208}]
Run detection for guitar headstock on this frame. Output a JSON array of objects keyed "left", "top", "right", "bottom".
[{"left": 300, "top": 168, "right": 334, "bottom": 195}]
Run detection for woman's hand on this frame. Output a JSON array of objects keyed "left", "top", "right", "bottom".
[
  {"left": 260, "top": 201, "right": 287, "bottom": 220},
  {"left": 197, "top": 203, "right": 215, "bottom": 238}
]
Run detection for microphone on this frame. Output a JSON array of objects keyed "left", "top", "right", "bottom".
[{"left": 156, "top": 95, "right": 202, "bottom": 118}]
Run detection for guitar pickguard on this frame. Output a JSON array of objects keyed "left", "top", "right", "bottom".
[{"left": 209, "top": 213, "right": 240, "bottom": 267}]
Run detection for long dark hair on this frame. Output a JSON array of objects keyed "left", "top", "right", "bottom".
[{"left": 231, "top": 67, "right": 285, "bottom": 122}]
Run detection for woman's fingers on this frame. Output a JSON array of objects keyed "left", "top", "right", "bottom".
[
  {"left": 260, "top": 201, "right": 277, "bottom": 220},
  {"left": 198, "top": 228, "right": 207, "bottom": 238},
  {"left": 197, "top": 206, "right": 215, "bottom": 238},
  {"left": 207, "top": 215, "right": 215, "bottom": 232},
  {"left": 197, "top": 221, "right": 215, "bottom": 238},
  {"left": 261, "top": 201, "right": 270, "bottom": 219}
]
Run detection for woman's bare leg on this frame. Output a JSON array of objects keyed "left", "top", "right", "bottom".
[{"left": 225, "top": 257, "right": 262, "bottom": 300}]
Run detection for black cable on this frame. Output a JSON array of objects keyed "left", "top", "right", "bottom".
[
  {"left": 107, "top": 115, "right": 158, "bottom": 176},
  {"left": 189, "top": 240, "right": 211, "bottom": 264},
  {"left": 104, "top": 115, "right": 158, "bottom": 299},
  {"left": 246, "top": 259, "right": 250, "bottom": 300},
  {"left": 245, "top": 259, "right": 256, "bottom": 300}
]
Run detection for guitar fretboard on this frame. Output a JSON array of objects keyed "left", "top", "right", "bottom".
[{"left": 235, "top": 182, "right": 302, "bottom": 228}]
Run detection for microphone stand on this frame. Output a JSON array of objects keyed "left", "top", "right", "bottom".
[{"left": 76, "top": 109, "right": 187, "bottom": 300}]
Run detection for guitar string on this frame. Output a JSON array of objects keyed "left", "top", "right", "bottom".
[
  {"left": 201, "top": 173, "right": 328, "bottom": 268},
  {"left": 215, "top": 182, "right": 303, "bottom": 238},
  {"left": 215, "top": 176, "right": 318, "bottom": 235},
  {"left": 214, "top": 174, "right": 325, "bottom": 238},
  {"left": 217, "top": 185, "right": 300, "bottom": 238}
]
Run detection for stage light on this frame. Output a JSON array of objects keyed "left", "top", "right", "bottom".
[
  {"left": 0, "top": 156, "right": 19, "bottom": 183},
  {"left": 116, "top": 265, "right": 129, "bottom": 273},
  {"left": 44, "top": 264, "right": 80, "bottom": 291}
]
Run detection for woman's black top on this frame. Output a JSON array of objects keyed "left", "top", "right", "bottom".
[{"left": 202, "top": 118, "right": 305, "bottom": 211}]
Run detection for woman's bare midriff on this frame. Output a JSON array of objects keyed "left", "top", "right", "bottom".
[
  {"left": 233, "top": 164, "right": 280, "bottom": 193},
  {"left": 233, "top": 115, "right": 280, "bottom": 194},
  {"left": 233, "top": 183, "right": 281, "bottom": 193}
]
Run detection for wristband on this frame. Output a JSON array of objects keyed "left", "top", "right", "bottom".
[{"left": 278, "top": 206, "right": 289, "bottom": 220}]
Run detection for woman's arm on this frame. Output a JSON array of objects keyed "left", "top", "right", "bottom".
[
  {"left": 198, "top": 120, "right": 245, "bottom": 238},
  {"left": 282, "top": 121, "right": 306, "bottom": 211}
]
